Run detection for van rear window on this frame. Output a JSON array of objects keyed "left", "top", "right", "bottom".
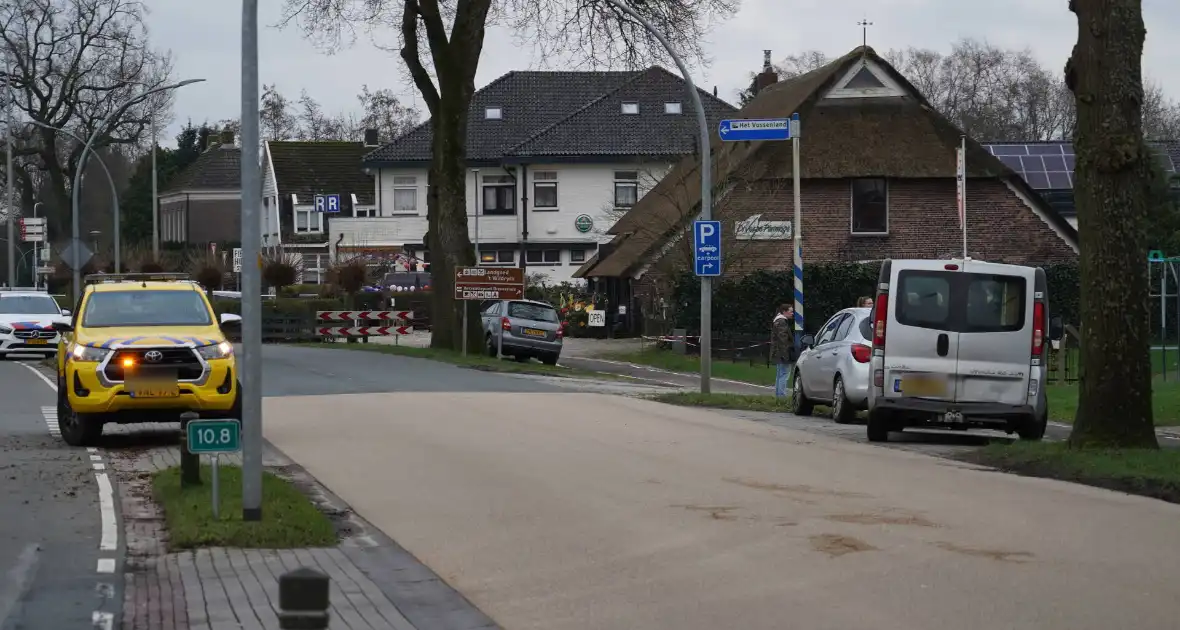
[
  {"left": 965, "top": 274, "right": 1025, "bottom": 332},
  {"left": 897, "top": 271, "right": 951, "bottom": 330},
  {"left": 895, "top": 270, "right": 1027, "bottom": 333}
]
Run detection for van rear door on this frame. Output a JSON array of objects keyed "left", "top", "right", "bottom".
[
  {"left": 953, "top": 265, "right": 1033, "bottom": 406},
  {"left": 883, "top": 262, "right": 958, "bottom": 402}
]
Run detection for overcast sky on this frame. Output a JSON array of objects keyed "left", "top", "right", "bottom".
[{"left": 146, "top": 0, "right": 1180, "bottom": 142}]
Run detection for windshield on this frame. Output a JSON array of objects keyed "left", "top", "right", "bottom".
[
  {"left": 507, "top": 302, "right": 559, "bottom": 322},
  {"left": 82, "top": 290, "right": 213, "bottom": 328},
  {"left": 0, "top": 294, "right": 61, "bottom": 315}
]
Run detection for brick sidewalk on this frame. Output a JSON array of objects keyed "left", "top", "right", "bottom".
[{"left": 104, "top": 422, "right": 496, "bottom": 630}]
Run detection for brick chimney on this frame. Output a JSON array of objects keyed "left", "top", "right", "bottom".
[
  {"left": 752, "top": 49, "right": 778, "bottom": 95},
  {"left": 363, "top": 128, "right": 379, "bottom": 147},
  {"left": 220, "top": 129, "right": 235, "bottom": 147}
]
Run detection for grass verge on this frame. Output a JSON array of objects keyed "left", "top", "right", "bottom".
[
  {"left": 962, "top": 442, "right": 1180, "bottom": 505},
  {"left": 295, "top": 341, "right": 619, "bottom": 380},
  {"left": 613, "top": 348, "right": 1180, "bottom": 426},
  {"left": 153, "top": 464, "right": 337, "bottom": 549},
  {"left": 646, "top": 391, "right": 835, "bottom": 415}
]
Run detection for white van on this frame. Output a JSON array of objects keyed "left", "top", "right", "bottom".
[{"left": 865, "top": 258, "right": 1062, "bottom": 442}]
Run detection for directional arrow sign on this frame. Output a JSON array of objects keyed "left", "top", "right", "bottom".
[
  {"left": 718, "top": 118, "right": 792, "bottom": 142},
  {"left": 317, "top": 326, "right": 411, "bottom": 336}
]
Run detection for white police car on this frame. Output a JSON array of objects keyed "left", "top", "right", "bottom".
[{"left": 0, "top": 288, "right": 68, "bottom": 359}]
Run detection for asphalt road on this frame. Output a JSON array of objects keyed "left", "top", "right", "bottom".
[{"left": 0, "top": 358, "right": 118, "bottom": 629}]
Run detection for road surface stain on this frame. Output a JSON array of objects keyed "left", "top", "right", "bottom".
[
  {"left": 824, "top": 512, "right": 939, "bottom": 527},
  {"left": 672, "top": 504, "right": 741, "bottom": 520},
  {"left": 810, "top": 534, "right": 877, "bottom": 557},
  {"left": 934, "top": 542, "right": 1034, "bottom": 563},
  {"left": 722, "top": 477, "right": 871, "bottom": 500}
]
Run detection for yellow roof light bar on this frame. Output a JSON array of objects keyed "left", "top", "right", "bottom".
[{"left": 84, "top": 272, "right": 192, "bottom": 285}]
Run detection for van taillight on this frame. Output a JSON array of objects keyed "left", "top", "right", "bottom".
[
  {"left": 872, "top": 293, "right": 888, "bottom": 348},
  {"left": 1031, "top": 301, "right": 1045, "bottom": 360},
  {"left": 851, "top": 344, "right": 871, "bottom": 363}
]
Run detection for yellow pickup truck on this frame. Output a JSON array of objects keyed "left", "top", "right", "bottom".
[{"left": 51, "top": 273, "right": 242, "bottom": 446}]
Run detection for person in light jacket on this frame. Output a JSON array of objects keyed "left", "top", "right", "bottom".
[{"left": 770, "top": 303, "right": 796, "bottom": 398}]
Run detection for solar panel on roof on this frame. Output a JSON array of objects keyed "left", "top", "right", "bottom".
[{"left": 983, "top": 141, "right": 1175, "bottom": 190}]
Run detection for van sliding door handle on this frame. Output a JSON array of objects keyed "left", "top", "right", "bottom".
[{"left": 936, "top": 333, "right": 949, "bottom": 357}]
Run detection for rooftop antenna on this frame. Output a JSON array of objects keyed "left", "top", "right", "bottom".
[{"left": 857, "top": 18, "right": 873, "bottom": 49}]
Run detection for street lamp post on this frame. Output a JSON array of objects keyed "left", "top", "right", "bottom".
[
  {"left": 68, "top": 78, "right": 205, "bottom": 295},
  {"left": 240, "top": 0, "right": 264, "bottom": 521},
  {"left": 601, "top": 0, "right": 714, "bottom": 393},
  {"left": 5, "top": 56, "right": 14, "bottom": 288},
  {"left": 151, "top": 117, "right": 159, "bottom": 260}
]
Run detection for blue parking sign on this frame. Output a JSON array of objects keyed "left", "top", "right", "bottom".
[{"left": 693, "top": 220, "right": 721, "bottom": 277}]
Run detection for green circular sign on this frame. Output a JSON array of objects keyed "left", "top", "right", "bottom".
[{"left": 574, "top": 214, "right": 594, "bottom": 233}]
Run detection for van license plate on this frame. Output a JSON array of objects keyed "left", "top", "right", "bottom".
[
  {"left": 522, "top": 328, "right": 546, "bottom": 338},
  {"left": 901, "top": 374, "right": 948, "bottom": 397}
]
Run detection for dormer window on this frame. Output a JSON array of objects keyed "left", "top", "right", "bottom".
[
  {"left": 621, "top": 102, "right": 639, "bottom": 115},
  {"left": 485, "top": 107, "right": 502, "bottom": 119},
  {"left": 664, "top": 102, "right": 682, "bottom": 114}
]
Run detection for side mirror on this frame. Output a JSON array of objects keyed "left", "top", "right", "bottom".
[
  {"left": 220, "top": 313, "right": 242, "bottom": 326},
  {"left": 1048, "top": 315, "right": 1064, "bottom": 341},
  {"left": 51, "top": 319, "right": 73, "bottom": 333},
  {"left": 60, "top": 309, "right": 71, "bottom": 317},
  {"left": 800, "top": 333, "right": 816, "bottom": 349}
]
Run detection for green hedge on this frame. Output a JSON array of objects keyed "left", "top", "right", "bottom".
[{"left": 671, "top": 262, "right": 1082, "bottom": 336}]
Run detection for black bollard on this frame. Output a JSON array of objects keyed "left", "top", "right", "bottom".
[
  {"left": 278, "top": 567, "right": 331, "bottom": 629},
  {"left": 179, "top": 411, "right": 202, "bottom": 487}
]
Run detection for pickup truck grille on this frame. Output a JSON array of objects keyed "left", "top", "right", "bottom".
[{"left": 104, "top": 347, "right": 204, "bottom": 381}]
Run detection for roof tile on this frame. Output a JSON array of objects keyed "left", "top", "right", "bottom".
[{"left": 268, "top": 141, "right": 375, "bottom": 204}]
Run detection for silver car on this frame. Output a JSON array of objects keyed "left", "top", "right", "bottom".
[
  {"left": 481, "top": 299, "right": 563, "bottom": 365},
  {"left": 790, "top": 307, "right": 873, "bottom": 423}
]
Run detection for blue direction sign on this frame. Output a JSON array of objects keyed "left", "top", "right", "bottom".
[
  {"left": 718, "top": 118, "right": 791, "bottom": 142},
  {"left": 186, "top": 420, "right": 241, "bottom": 454},
  {"left": 693, "top": 220, "right": 722, "bottom": 277},
  {"left": 314, "top": 194, "right": 341, "bottom": 213}
]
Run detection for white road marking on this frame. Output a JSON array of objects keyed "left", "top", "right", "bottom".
[
  {"left": 40, "top": 407, "right": 59, "bottom": 436},
  {"left": 95, "top": 473, "right": 117, "bottom": 552},
  {"left": 565, "top": 356, "right": 775, "bottom": 390},
  {"left": 91, "top": 611, "right": 113, "bottom": 630},
  {"left": 89, "top": 455, "right": 102, "bottom": 462},
  {"left": 86, "top": 447, "right": 97, "bottom": 453},
  {"left": 92, "top": 463, "right": 105, "bottom": 471},
  {"left": 95, "top": 559, "right": 115, "bottom": 574},
  {"left": 18, "top": 362, "right": 56, "bottom": 390}
]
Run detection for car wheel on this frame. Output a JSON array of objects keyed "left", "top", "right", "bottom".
[
  {"left": 832, "top": 376, "right": 857, "bottom": 424},
  {"left": 1017, "top": 408, "right": 1048, "bottom": 441},
  {"left": 57, "top": 385, "right": 102, "bottom": 447},
  {"left": 540, "top": 353, "right": 559, "bottom": 366},
  {"left": 866, "top": 409, "right": 891, "bottom": 442},
  {"left": 789, "top": 370, "right": 814, "bottom": 416}
]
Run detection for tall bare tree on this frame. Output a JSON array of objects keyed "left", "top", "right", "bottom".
[
  {"left": 1065, "top": 0, "right": 1159, "bottom": 448},
  {"left": 261, "top": 84, "right": 300, "bottom": 141},
  {"left": 0, "top": 0, "right": 172, "bottom": 243},
  {"left": 279, "top": 0, "right": 738, "bottom": 351}
]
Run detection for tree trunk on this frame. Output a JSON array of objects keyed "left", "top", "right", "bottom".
[
  {"left": 427, "top": 92, "right": 481, "bottom": 351},
  {"left": 1065, "top": 0, "right": 1159, "bottom": 448}
]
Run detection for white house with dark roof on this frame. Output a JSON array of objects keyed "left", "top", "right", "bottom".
[{"left": 331, "top": 67, "right": 736, "bottom": 283}]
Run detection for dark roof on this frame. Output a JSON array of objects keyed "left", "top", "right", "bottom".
[
  {"left": 363, "top": 68, "right": 737, "bottom": 166},
  {"left": 578, "top": 46, "right": 1079, "bottom": 279},
  {"left": 267, "top": 141, "right": 375, "bottom": 204},
  {"left": 163, "top": 145, "right": 241, "bottom": 193}
]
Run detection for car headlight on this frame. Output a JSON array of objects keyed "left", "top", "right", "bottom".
[
  {"left": 196, "top": 341, "right": 234, "bottom": 360},
  {"left": 0, "top": 325, "right": 11, "bottom": 335},
  {"left": 70, "top": 343, "right": 110, "bottom": 362}
]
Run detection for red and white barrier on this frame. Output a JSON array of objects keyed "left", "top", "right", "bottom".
[
  {"left": 316, "top": 311, "right": 412, "bottom": 322},
  {"left": 316, "top": 326, "right": 411, "bottom": 337}
]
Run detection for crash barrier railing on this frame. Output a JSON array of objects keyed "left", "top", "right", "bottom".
[{"left": 221, "top": 311, "right": 422, "bottom": 344}]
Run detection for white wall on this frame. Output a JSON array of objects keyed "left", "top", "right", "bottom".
[{"left": 334, "top": 161, "right": 672, "bottom": 282}]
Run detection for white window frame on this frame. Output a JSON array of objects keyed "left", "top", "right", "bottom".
[
  {"left": 482, "top": 175, "right": 516, "bottom": 216},
  {"left": 664, "top": 102, "right": 682, "bottom": 114},
  {"left": 850, "top": 178, "right": 889, "bottom": 236},
  {"left": 533, "top": 171, "right": 558, "bottom": 210},
  {"left": 621, "top": 102, "right": 639, "bottom": 114},
  {"left": 300, "top": 253, "right": 328, "bottom": 283},
  {"left": 294, "top": 206, "right": 324, "bottom": 233},
  {"left": 390, "top": 176, "right": 418, "bottom": 214},
  {"left": 478, "top": 249, "right": 515, "bottom": 266},
  {"left": 614, "top": 171, "right": 639, "bottom": 209},
  {"left": 525, "top": 249, "right": 561, "bottom": 265},
  {"left": 485, "top": 106, "right": 502, "bottom": 120},
  {"left": 569, "top": 248, "right": 587, "bottom": 264}
]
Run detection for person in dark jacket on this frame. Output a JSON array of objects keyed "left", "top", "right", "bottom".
[{"left": 770, "top": 303, "right": 796, "bottom": 398}]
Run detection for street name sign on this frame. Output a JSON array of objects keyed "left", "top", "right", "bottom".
[
  {"left": 718, "top": 118, "right": 791, "bottom": 142},
  {"left": 454, "top": 267, "right": 525, "bottom": 300},
  {"left": 313, "top": 194, "right": 341, "bottom": 213},
  {"left": 693, "top": 220, "right": 722, "bottom": 277},
  {"left": 233, "top": 247, "right": 242, "bottom": 272},
  {"left": 186, "top": 419, "right": 241, "bottom": 454}
]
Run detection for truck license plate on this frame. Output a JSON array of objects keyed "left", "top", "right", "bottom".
[{"left": 127, "top": 371, "right": 179, "bottom": 398}]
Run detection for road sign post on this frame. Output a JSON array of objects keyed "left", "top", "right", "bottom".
[
  {"left": 454, "top": 267, "right": 525, "bottom": 358},
  {"left": 186, "top": 419, "right": 242, "bottom": 520}
]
